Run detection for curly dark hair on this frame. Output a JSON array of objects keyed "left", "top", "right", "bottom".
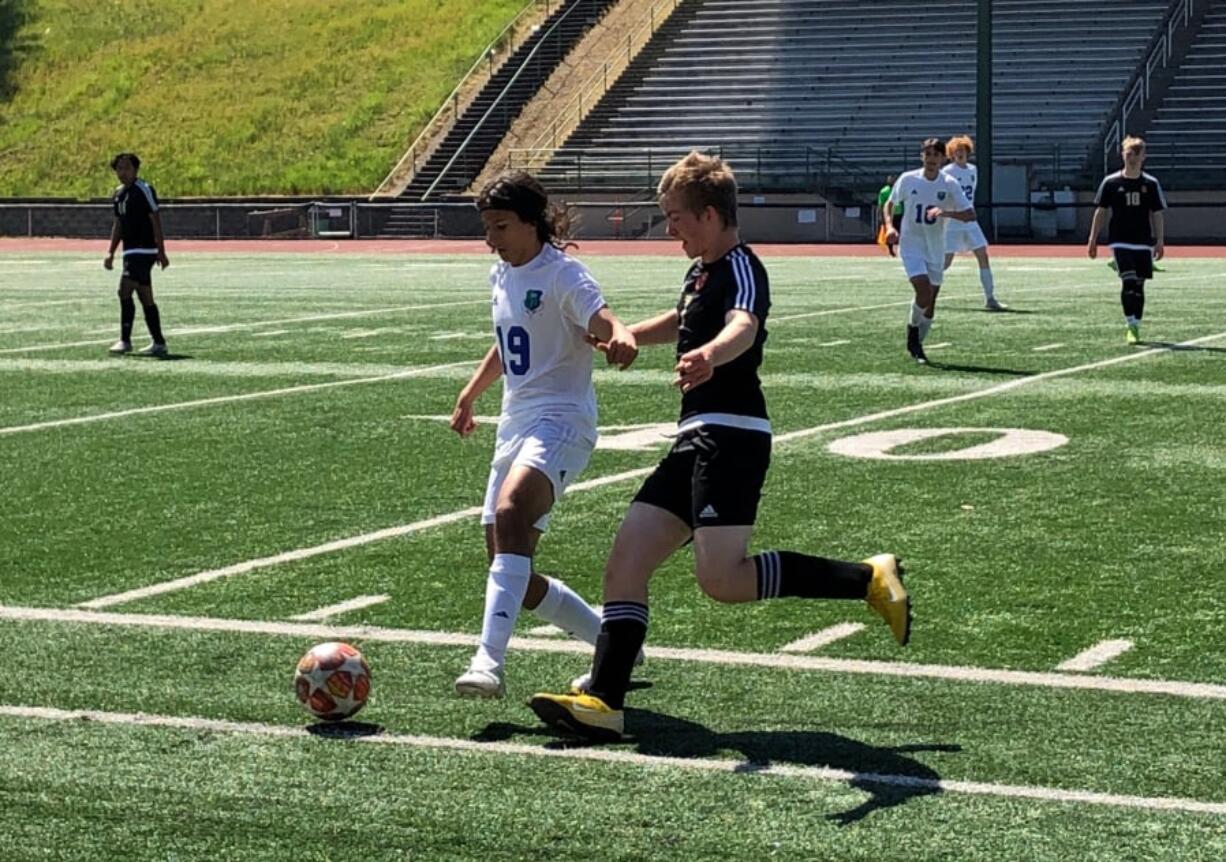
[
  {"left": 476, "top": 171, "right": 574, "bottom": 249},
  {"left": 110, "top": 152, "right": 141, "bottom": 171}
]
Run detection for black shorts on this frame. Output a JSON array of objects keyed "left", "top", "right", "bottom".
[
  {"left": 633, "top": 425, "right": 771, "bottom": 529},
  {"left": 1112, "top": 247, "right": 1154, "bottom": 281},
  {"left": 121, "top": 254, "right": 156, "bottom": 286}
]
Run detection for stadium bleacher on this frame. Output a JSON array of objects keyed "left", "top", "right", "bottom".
[
  {"left": 531, "top": 0, "right": 1172, "bottom": 194},
  {"left": 1143, "top": 2, "right": 1226, "bottom": 185}
]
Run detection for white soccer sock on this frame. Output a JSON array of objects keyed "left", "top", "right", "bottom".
[
  {"left": 908, "top": 303, "right": 925, "bottom": 327},
  {"left": 918, "top": 315, "right": 934, "bottom": 341},
  {"left": 472, "top": 553, "right": 532, "bottom": 672},
  {"left": 1126, "top": 315, "right": 1139, "bottom": 327},
  {"left": 531, "top": 577, "right": 601, "bottom": 645},
  {"left": 980, "top": 267, "right": 995, "bottom": 300}
]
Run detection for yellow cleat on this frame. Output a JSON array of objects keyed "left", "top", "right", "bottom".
[
  {"left": 529, "top": 691, "right": 624, "bottom": 742},
  {"left": 1126, "top": 324, "right": 1140, "bottom": 345},
  {"left": 864, "top": 553, "right": 912, "bottom": 646}
]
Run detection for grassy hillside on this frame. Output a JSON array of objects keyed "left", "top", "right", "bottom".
[{"left": 0, "top": 0, "right": 528, "bottom": 197}]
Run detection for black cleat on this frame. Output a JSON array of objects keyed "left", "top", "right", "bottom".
[{"left": 906, "top": 326, "right": 928, "bottom": 364}]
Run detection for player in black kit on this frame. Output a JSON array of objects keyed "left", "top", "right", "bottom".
[
  {"left": 104, "top": 153, "right": 170, "bottom": 356},
  {"left": 529, "top": 152, "right": 912, "bottom": 742},
  {"left": 1087, "top": 137, "right": 1167, "bottom": 345}
]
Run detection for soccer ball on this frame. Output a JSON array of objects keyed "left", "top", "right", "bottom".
[{"left": 294, "top": 642, "right": 371, "bottom": 722}]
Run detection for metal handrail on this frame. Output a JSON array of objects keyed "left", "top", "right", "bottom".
[
  {"left": 1101, "top": 0, "right": 1194, "bottom": 172},
  {"left": 369, "top": 0, "right": 550, "bottom": 198},
  {"left": 421, "top": 0, "right": 603, "bottom": 200},
  {"left": 515, "top": 0, "right": 681, "bottom": 173}
]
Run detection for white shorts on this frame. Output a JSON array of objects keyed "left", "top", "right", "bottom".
[
  {"left": 481, "top": 415, "right": 595, "bottom": 532},
  {"left": 945, "top": 221, "right": 988, "bottom": 253},
  {"left": 900, "top": 249, "right": 944, "bottom": 285}
]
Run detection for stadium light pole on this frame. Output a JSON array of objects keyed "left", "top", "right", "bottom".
[{"left": 977, "top": 0, "right": 993, "bottom": 236}]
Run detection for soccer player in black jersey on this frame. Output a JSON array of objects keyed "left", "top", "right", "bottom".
[
  {"left": 1087, "top": 137, "right": 1167, "bottom": 345},
  {"left": 104, "top": 153, "right": 170, "bottom": 356},
  {"left": 529, "top": 153, "right": 912, "bottom": 742}
]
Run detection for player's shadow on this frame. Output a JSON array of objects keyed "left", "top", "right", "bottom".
[
  {"left": 925, "top": 360, "right": 1033, "bottom": 376},
  {"left": 1142, "top": 341, "right": 1226, "bottom": 355},
  {"left": 475, "top": 712, "right": 959, "bottom": 826},
  {"left": 129, "top": 352, "right": 193, "bottom": 361},
  {"left": 306, "top": 720, "right": 385, "bottom": 739},
  {"left": 941, "top": 306, "right": 1038, "bottom": 316}
]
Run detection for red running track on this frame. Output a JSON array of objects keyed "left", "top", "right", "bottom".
[{"left": 1, "top": 237, "right": 1222, "bottom": 257}]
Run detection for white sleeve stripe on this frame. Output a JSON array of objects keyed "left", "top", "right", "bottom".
[
  {"left": 737, "top": 253, "right": 754, "bottom": 310},
  {"left": 731, "top": 250, "right": 755, "bottom": 311},
  {"left": 136, "top": 180, "right": 158, "bottom": 211}
]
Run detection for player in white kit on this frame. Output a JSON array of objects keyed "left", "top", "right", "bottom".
[
  {"left": 884, "top": 138, "right": 976, "bottom": 364},
  {"left": 941, "top": 135, "right": 1003, "bottom": 311},
  {"left": 451, "top": 172, "right": 638, "bottom": 698}
]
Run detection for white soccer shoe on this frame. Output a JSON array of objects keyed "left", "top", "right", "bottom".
[
  {"left": 108, "top": 340, "right": 132, "bottom": 354},
  {"left": 138, "top": 342, "right": 168, "bottom": 357},
  {"left": 570, "top": 650, "right": 646, "bottom": 693},
  {"left": 454, "top": 665, "right": 506, "bottom": 699}
]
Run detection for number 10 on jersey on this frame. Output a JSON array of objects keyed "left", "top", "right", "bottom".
[{"left": 496, "top": 325, "right": 531, "bottom": 375}]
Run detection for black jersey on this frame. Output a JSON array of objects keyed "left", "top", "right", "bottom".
[
  {"left": 112, "top": 179, "right": 160, "bottom": 255},
  {"left": 675, "top": 243, "right": 771, "bottom": 432},
  {"left": 1093, "top": 171, "right": 1166, "bottom": 249}
]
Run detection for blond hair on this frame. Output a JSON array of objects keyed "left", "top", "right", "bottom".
[
  {"left": 1122, "top": 136, "right": 1146, "bottom": 153},
  {"left": 946, "top": 135, "right": 974, "bottom": 156},
  {"left": 657, "top": 151, "right": 738, "bottom": 227}
]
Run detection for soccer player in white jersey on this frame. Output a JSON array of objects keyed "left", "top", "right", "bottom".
[
  {"left": 884, "top": 138, "right": 976, "bottom": 364},
  {"left": 941, "top": 135, "right": 1004, "bottom": 311},
  {"left": 450, "top": 172, "right": 638, "bottom": 698}
]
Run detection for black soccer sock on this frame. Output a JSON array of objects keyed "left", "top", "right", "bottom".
[
  {"left": 141, "top": 302, "right": 166, "bottom": 345},
  {"left": 587, "top": 601, "right": 648, "bottom": 710},
  {"left": 119, "top": 295, "right": 136, "bottom": 342},
  {"left": 1121, "top": 278, "right": 1144, "bottom": 321},
  {"left": 754, "top": 550, "right": 872, "bottom": 600}
]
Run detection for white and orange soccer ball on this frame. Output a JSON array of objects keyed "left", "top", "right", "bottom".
[{"left": 294, "top": 642, "right": 371, "bottom": 721}]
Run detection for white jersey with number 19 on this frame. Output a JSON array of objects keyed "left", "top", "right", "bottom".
[{"left": 489, "top": 243, "right": 607, "bottom": 441}]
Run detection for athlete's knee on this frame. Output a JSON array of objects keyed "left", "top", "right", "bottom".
[
  {"left": 492, "top": 502, "right": 537, "bottom": 548},
  {"left": 693, "top": 558, "right": 745, "bottom": 604}
]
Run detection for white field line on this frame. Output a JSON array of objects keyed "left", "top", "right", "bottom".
[
  {"left": 1033, "top": 343, "right": 1065, "bottom": 352},
  {"left": 926, "top": 342, "right": 952, "bottom": 350},
  {"left": 289, "top": 594, "right": 390, "bottom": 622},
  {"left": 1057, "top": 640, "right": 1136, "bottom": 672},
  {"left": 4, "top": 605, "right": 1226, "bottom": 704},
  {"left": 773, "top": 330, "right": 1226, "bottom": 447},
  {"left": 768, "top": 281, "right": 1080, "bottom": 324},
  {"left": 0, "top": 299, "right": 489, "bottom": 355},
  {"left": 819, "top": 339, "right": 851, "bottom": 347},
  {"left": 0, "top": 360, "right": 475, "bottom": 437},
  {"left": 526, "top": 623, "right": 565, "bottom": 636},
  {"left": 74, "top": 329, "right": 1226, "bottom": 609},
  {"left": 76, "top": 507, "right": 480, "bottom": 609},
  {"left": 779, "top": 623, "right": 866, "bottom": 653},
  {"left": 3, "top": 705, "right": 1225, "bottom": 817},
  {"left": 76, "top": 467, "right": 654, "bottom": 609},
  {"left": 6, "top": 298, "right": 87, "bottom": 309}
]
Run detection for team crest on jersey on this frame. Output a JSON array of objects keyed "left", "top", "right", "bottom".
[
  {"left": 693, "top": 271, "right": 709, "bottom": 293},
  {"left": 937, "top": 191, "right": 947, "bottom": 201},
  {"left": 523, "top": 289, "right": 543, "bottom": 313}
]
